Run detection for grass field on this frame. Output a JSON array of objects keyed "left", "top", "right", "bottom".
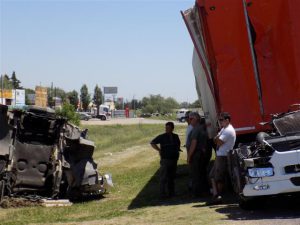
[{"left": 2, "top": 124, "right": 295, "bottom": 225}]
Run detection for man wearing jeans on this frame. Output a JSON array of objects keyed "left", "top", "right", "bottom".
[
  {"left": 151, "top": 122, "right": 181, "bottom": 198},
  {"left": 187, "top": 112, "right": 208, "bottom": 197}
]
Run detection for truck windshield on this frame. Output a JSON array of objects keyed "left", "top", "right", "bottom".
[{"left": 273, "top": 111, "right": 300, "bottom": 136}]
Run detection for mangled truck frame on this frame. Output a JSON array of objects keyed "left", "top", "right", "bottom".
[
  {"left": 229, "top": 110, "right": 300, "bottom": 208},
  {"left": 0, "top": 104, "right": 112, "bottom": 202}
]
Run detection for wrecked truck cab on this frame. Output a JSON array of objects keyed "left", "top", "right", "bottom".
[
  {"left": 229, "top": 110, "right": 300, "bottom": 209},
  {"left": 0, "top": 104, "right": 112, "bottom": 202}
]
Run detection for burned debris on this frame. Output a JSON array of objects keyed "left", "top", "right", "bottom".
[{"left": 0, "top": 104, "right": 112, "bottom": 205}]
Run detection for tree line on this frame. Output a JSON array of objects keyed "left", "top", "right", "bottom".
[{"left": 1, "top": 71, "right": 201, "bottom": 114}]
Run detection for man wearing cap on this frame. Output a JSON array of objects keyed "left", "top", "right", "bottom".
[{"left": 208, "top": 112, "right": 236, "bottom": 204}]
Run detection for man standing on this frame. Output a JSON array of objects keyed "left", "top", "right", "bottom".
[
  {"left": 208, "top": 112, "right": 236, "bottom": 204},
  {"left": 151, "top": 122, "right": 181, "bottom": 198},
  {"left": 185, "top": 111, "right": 193, "bottom": 149},
  {"left": 187, "top": 112, "right": 208, "bottom": 197},
  {"left": 184, "top": 111, "right": 193, "bottom": 191}
]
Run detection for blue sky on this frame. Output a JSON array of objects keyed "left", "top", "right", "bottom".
[{"left": 1, "top": 0, "right": 197, "bottom": 103}]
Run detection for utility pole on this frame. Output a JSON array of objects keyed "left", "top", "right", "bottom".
[
  {"left": 133, "top": 95, "right": 135, "bottom": 110},
  {"left": 133, "top": 94, "right": 136, "bottom": 118},
  {"left": 1, "top": 75, "right": 3, "bottom": 105}
]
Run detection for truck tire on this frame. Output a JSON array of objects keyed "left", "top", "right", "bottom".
[
  {"left": 100, "top": 115, "right": 106, "bottom": 121},
  {"left": 229, "top": 150, "right": 261, "bottom": 210},
  {"left": 228, "top": 150, "right": 244, "bottom": 194}
]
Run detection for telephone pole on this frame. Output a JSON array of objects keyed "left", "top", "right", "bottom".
[{"left": 1, "top": 75, "right": 3, "bottom": 105}]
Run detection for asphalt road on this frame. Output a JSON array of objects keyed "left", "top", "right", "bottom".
[{"left": 81, "top": 117, "right": 186, "bottom": 126}]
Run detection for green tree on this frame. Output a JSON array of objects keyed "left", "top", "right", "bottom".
[
  {"left": 1, "top": 74, "right": 13, "bottom": 89},
  {"left": 55, "top": 102, "right": 80, "bottom": 126},
  {"left": 190, "top": 99, "right": 201, "bottom": 108},
  {"left": 80, "top": 84, "right": 90, "bottom": 111},
  {"left": 47, "top": 86, "right": 66, "bottom": 107},
  {"left": 164, "top": 97, "right": 179, "bottom": 113},
  {"left": 25, "top": 88, "right": 35, "bottom": 105},
  {"left": 131, "top": 99, "right": 139, "bottom": 110},
  {"left": 67, "top": 90, "right": 79, "bottom": 109},
  {"left": 180, "top": 101, "right": 190, "bottom": 108},
  {"left": 11, "top": 71, "right": 21, "bottom": 89},
  {"left": 54, "top": 87, "right": 67, "bottom": 103},
  {"left": 93, "top": 85, "right": 102, "bottom": 115},
  {"left": 141, "top": 95, "right": 179, "bottom": 114}
]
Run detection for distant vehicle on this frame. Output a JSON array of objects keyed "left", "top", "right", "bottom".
[
  {"left": 176, "top": 109, "right": 189, "bottom": 122},
  {"left": 78, "top": 112, "right": 92, "bottom": 121},
  {"left": 96, "top": 114, "right": 107, "bottom": 121},
  {"left": 140, "top": 113, "right": 151, "bottom": 118},
  {"left": 152, "top": 112, "right": 160, "bottom": 117},
  {"left": 91, "top": 105, "right": 110, "bottom": 121}
]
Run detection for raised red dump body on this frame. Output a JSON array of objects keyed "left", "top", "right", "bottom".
[{"left": 182, "top": 0, "right": 300, "bottom": 138}]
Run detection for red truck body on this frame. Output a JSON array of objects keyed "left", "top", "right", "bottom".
[{"left": 182, "top": 0, "right": 300, "bottom": 137}]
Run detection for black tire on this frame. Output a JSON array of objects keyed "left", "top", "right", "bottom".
[
  {"left": 100, "top": 116, "right": 106, "bottom": 121},
  {"left": 228, "top": 150, "right": 244, "bottom": 194}
]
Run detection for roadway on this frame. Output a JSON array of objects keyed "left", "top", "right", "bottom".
[{"left": 81, "top": 118, "right": 186, "bottom": 126}]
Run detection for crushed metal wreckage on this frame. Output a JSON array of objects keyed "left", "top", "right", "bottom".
[
  {"left": 228, "top": 109, "right": 300, "bottom": 209},
  {"left": 0, "top": 105, "right": 113, "bottom": 205}
]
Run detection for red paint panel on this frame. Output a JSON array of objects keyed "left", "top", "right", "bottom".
[
  {"left": 198, "top": 0, "right": 262, "bottom": 133},
  {"left": 247, "top": 0, "right": 300, "bottom": 120}
]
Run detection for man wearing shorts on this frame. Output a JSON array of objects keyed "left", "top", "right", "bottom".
[{"left": 208, "top": 112, "right": 236, "bottom": 204}]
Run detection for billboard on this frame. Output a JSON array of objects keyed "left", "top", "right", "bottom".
[
  {"left": 35, "top": 86, "right": 48, "bottom": 107},
  {"left": 0, "top": 89, "right": 13, "bottom": 99},
  {"left": 103, "top": 87, "right": 118, "bottom": 94},
  {"left": 15, "top": 89, "right": 25, "bottom": 106}
]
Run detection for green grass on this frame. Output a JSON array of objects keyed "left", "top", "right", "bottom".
[
  {"left": 0, "top": 124, "right": 229, "bottom": 225},
  {"left": 86, "top": 124, "right": 185, "bottom": 158},
  {"left": 0, "top": 124, "right": 184, "bottom": 224}
]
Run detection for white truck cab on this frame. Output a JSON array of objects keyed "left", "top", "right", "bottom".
[{"left": 176, "top": 109, "right": 189, "bottom": 122}]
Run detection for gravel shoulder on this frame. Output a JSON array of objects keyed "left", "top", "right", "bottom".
[{"left": 81, "top": 118, "right": 186, "bottom": 126}]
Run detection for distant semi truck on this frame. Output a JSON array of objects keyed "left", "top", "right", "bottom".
[
  {"left": 91, "top": 104, "right": 110, "bottom": 120},
  {"left": 176, "top": 108, "right": 189, "bottom": 122}
]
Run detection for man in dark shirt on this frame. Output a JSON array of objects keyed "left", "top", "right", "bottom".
[
  {"left": 151, "top": 122, "right": 181, "bottom": 198},
  {"left": 187, "top": 112, "right": 208, "bottom": 197}
]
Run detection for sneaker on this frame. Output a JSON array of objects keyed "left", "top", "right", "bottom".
[{"left": 205, "top": 195, "right": 223, "bottom": 206}]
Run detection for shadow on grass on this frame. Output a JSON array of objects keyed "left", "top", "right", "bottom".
[
  {"left": 129, "top": 161, "right": 300, "bottom": 223},
  {"left": 193, "top": 193, "right": 300, "bottom": 222},
  {"left": 128, "top": 164, "right": 204, "bottom": 210}
]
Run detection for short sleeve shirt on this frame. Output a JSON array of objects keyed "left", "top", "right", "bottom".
[
  {"left": 216, "top": 124, "right": 236, "bottom": 156},
  {"left": 187, "top": 124, "right": 207, "bottom": 153},
  {"left": 151, "top": 133, "right": 181, "bottom": 159},
  {"left": 185, "top": 124, "right": 193, "bottom": 147}
]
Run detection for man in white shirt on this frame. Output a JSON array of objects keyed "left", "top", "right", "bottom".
[{"left": 207, "top": 112, "right": 236, "bottom": 205}]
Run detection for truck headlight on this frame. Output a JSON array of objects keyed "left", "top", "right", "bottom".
[{"left": 248, "top": 167, "right": 274, "bottom": 178}]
